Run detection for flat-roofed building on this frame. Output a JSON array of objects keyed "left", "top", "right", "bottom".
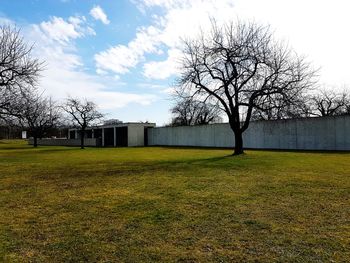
[{"left": 68, "top": 122, "right": 156, "bottom": 147}]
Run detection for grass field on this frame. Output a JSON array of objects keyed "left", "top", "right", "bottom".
[{"left": 0, "top": 140, "right": 349, "bottom": 262}]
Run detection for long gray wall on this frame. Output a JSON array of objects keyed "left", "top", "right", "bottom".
[
  {"left": 148, "top": 115, "right": 350, "bottom": 150},
  {"left": 28, "top": 138, "right": 101, "bottom": 147}
]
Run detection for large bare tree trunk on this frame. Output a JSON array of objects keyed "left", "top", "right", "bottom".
[
  {"left": 33, "top": 136, "right": 38, "bottom": 148},
  {"left": 229, "top": 122, "right": 244, "bottom": 155},
  {"left": 80, "top": 129, "right": 85, "bottom": 149},
  {"left": 233, "top": 130, "right": 244, "bottom": 155}
]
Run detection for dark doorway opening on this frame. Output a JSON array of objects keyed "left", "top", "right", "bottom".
[
  {"left": 116, "top": 127, "right": 128, "bottom": 147},
  {"left": 69, "top": 130, "right": 75, "bottom": 139},
  {"left": 85, "top": 130, "right": 92, "bottom": 138},
  {"left": 104, "top": 128, "right": 114, "bottom": 146},
  {"left": 144, "top": 127, "right": 148, "bottom": 146},
  {"left": 93, "top": 129, "right": 102, "bottom": 139}
]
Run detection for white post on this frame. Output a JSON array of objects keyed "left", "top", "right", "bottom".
[{"left": 75, "top": 130, "right": 78, "bottom": 140}]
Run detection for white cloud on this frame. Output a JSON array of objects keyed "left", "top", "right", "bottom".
[
  {"left": 94, "top": 44, "right": 141, "bottom": 74},
  {"left": 38, "top": 16, "right": 95, "bottom": 45},
  {"left": 95, "top": 25, "right": 161, "bottom": 74},
  {"left": 161, "top": 87, "right": 176, "bottom": 95},
  {"left": 95, "top": 0, "right": 236, "bottom": 78},
  {"left": 39, "top": 16, "right": 82, "bottom": 44},
  {"left": 133, "top": 0, "right": 191, "bottom": 11},
  {"left": 0, "top": 17, "right": 14, "bottom": 25},
  {"left": 90, "top": 5, "right": 110, "bottom": 25},
  {"left": 97, "top": 0, "right": 350, "bottom": 87},
  {"left": 229, "top": 0, "right": 350, "bottom": 86},
  {"left": 39, "top": 65, "right": 156, "bottom": 109},
  {"left": 137, "top": 83, "right": 166, "bottom": 89},
  {"left": 143, "top": 48, "right": 181, "bottom": 79},
  {"left": 23, "top": 17, "right": 156, "bottom": 111}
]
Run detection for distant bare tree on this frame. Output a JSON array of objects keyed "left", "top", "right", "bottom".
[
  {"left": 63, "top": 98, "right": 104, "bottom": 149},
  {"left": 252, "top": 88, "right": 350, "bottom": 119},
  {"left": 309, "top": 89, "right": 348, "bottom": 117},
  {"left": 19, "top": 90, "right": 61, "bottom": 147},
  {"left": 0, "top": 115, "right": 22, "bottom": 139},
  {"left": 177, "top": 20, "right": 315, "bottom": 155},
  {"left": 103, "top": 119, "right": 122, "bottom": 125},
  {"left": 0, "top": 25, "right": 42, "bottom": 119},
  {"left": 344, "top": 100, "right": 350, "bottom": 115},
  {"left": 251, "top": 93, "right": 312, "bottom": 120},
  {"left": 170, "top": 96, "right": 222, "bottom": 126}
]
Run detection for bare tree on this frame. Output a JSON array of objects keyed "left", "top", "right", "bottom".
[
  {"left": 0, "top": 115, "right": 22, "bottom": 139},
  {"left": 170, "top": 96, "right": 222, "bottom": 126},
  {"left": 251, "top": 93, "right": 312, "bottom": 120},
  {"left": 63, "top": 98, "right": 104, "bottom": 149},
  {"left": 19, "top": 90, "right": 61, "bottom": 147},
  {"left": 309, "top": 89, "right": 348, "bottom": 117},
  {"left": 344, "top": 99, "right": 350, "bottom": 115},
  {"left": 177, "top": 20, "right": 315, "bottom": 155},
  {"left": 0, "top": 25, "right": 42, "bottom": 119}
]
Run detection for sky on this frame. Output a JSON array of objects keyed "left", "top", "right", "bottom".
[{"left": 1, "top": 0, "right": 350, "bottom": 125}]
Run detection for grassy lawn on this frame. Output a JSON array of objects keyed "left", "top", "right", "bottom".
[{"left": 0, "top": 140, "right": 349, "bottom": 262}]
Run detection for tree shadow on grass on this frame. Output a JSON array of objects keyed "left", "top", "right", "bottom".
[
  {"left": 151, "top": 146, "right": 233, "bottom": 151},
  {"left": 152, "top": 154, "right": 261, "bottom": 173},
  {"left": 0, "top": 146, "right": 34, "bottom": 150},
  {"left": 0, "top": 146, "right": 82, "bottom": 154},
  {"left": 247, "top": 148, "right": 350, "bottom": 155},
  {"left": 152, "top": 146, "right": 350, "bottom": 155},
  {"left": 30, "top": 147, "right": 84, "bottom": 154}
]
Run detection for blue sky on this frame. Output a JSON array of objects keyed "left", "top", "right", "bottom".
[{"left": 1, "top": 0, "right": 350, "bottom": 125}]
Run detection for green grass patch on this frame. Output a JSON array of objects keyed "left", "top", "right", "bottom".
[{"left": 0, "top": 140, "right": 349, "bottom": 262}]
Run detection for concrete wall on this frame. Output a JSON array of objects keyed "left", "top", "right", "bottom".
[
  {"left": 148, "top": 115, "right": 350, "bottom": 151},
  {"left": 127, "top": 124, "right": 156, "bottom": 147},
  {"left": 28, "top": 138, "right": 101, "bottom": 147},
  {"left": 127, "top": 124, "right": 143, "bottom": 147}
]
